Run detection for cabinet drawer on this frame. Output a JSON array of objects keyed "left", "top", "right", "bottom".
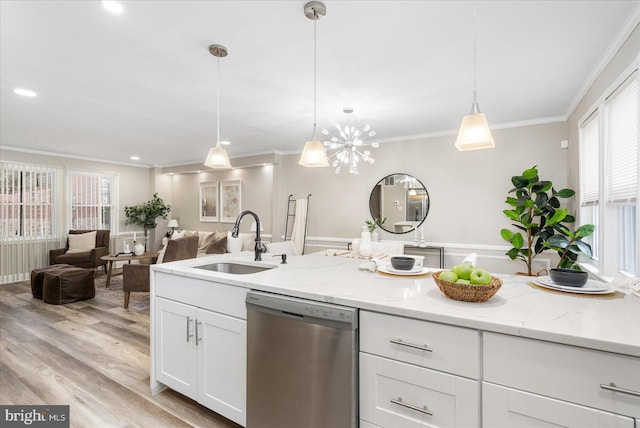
[
  {"left": 154, "top": 272, "right": 248, "bottom": 319},
  {"left": 484, "top": 332, "right": 640, "bottom": 418},
  {"left": 360, "top": 311, "right": 479, "bottom": 378},
  {"left": 360, "top": 353, "right": 478, "bottom": 428},
  {"left": 483, "top": 383, "right": 634, "bottom": 428}
]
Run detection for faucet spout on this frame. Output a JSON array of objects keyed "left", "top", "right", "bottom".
[{"left": 232, "top": 210, "right": 266, "bottom": 261}]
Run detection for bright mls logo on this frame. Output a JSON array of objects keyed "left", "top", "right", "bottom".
[{"left": 1, "top": 405, "right": 69, "bottom": 427}]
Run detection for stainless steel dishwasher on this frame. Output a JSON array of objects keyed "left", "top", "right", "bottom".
[{"left": 246, "top": 290, "right": 358, "bottom": 428}]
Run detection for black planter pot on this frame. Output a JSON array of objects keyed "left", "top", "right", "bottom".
[{"left": 549, "top": 268, "right": 588, "bottom": 287}]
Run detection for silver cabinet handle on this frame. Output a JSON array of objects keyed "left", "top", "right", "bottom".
[
  {"left": 390, "top": 338, "right": 433, "bottom": 353},
  {"left": 600, "top": 383, "right": 640, "bottom": 398},
  {"left": 390, "top": 397, "right": 433, "bottom": 416},
  {"left": 195, "top": 320, "right": 202, "bottom": 345},
  {"left": 186, "top": 316, "right": 194, "bottom": 342}
]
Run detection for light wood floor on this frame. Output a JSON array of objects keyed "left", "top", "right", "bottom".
[{"left": 0, "top": 280, "right": 242, "bottom": 428}]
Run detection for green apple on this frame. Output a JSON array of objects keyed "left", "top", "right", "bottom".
[
  {"left": 452, "top": 263, "right": 474, "bottom": 280},
  {"left": 470, "top": 268, "right": 492, "bottom": 285},
  {"left": 456, "top": 279, "right": 471, "bottom": 284},
  {"left": 438, "top": 270, "right": 458, "bottom": 283}
]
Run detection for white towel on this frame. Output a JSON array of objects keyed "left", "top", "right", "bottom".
[{"left": 290, "top": 199, "right": 307, "bottom": 255}]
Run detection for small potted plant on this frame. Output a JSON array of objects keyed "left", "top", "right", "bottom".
[
  {"left": 366, "top": 217, "right": 386, "bottom": 241},
  {"left": 543, "top": 223, "right": 595, "bottom": 286}
]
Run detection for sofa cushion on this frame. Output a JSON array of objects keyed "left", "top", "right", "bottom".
[
  {"left": 67, "top": 231, "right": 96, "bottom": 253},
  {"left": 171, "top": 230, "right": 186, "bottom": 239}
]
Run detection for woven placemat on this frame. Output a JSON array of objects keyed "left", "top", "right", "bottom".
[{"left": 528, "top": 281, "right": 624, "bottom": 300}]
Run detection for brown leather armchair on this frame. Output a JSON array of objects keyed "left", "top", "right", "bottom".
[
  {"left": 49, "top": 230, "right": 110, "bottom": 273},
  {"left": 122, "top": 235, "right": 198, "bottom": 308}
]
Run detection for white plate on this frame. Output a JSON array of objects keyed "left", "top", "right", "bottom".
[
  {"left": 533, "top": 276, "right": 615, "bottom": 294},
  {"left": 377, "top": 265, "right": 433, "bottom": 276}
]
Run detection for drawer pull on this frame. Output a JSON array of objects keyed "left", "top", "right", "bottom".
[
  {"left": 600, "top": 382, "right": 640, "bottom": 398},
  {"left": 390, "top": 397, "right": 433, "bottom": 416},
  {"left": 195, "top": 320, "right": 202, "bottom": 345},
  {"left": 390, "top": 338, "right": 433, "bottom": 353}
]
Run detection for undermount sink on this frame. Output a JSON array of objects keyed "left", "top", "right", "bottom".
[{"left": 195, "top": 262, "right": 276, "bottom": 275}]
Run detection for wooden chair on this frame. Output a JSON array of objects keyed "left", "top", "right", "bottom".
[{"left": 122, "top": 235, "right": 198, "bottom": 309}]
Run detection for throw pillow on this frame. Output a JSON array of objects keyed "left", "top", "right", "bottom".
[
  {"left": 205, "top": 235, "right": 227, "bottom": 254},
  {"left": 171, "top": 230, "right": 186, "bottom": 239},
  {"left": 156, "top": 244, "right": 168, "bottom": 264},
  {"left": 66, "top": 231, "right": 97, "bottom": 253}
]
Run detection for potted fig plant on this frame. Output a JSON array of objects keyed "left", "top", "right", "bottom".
[
  {"left": 542, "top": 223, "right": 595, "bottom": 286},
  {"left": 500, "top": 166, "right": 578, "bottom": 276},
  {"left": 124, "top": 193, "right": 171, "bottom": 250}
]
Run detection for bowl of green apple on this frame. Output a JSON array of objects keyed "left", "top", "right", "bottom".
[{"left": 433, "top": 263, "right": 502, "bottom": 302}]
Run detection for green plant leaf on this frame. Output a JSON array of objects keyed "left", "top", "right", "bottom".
[
  {"left": 506, "top": 248, "right": 519, "bottom": 260},
  {"left": 548, "top": 197, "right": 560, "bottom": 208},
  {"left": 503, "top": 210, "right": 520, "bottom": 221},
  {"left": 522, "top": 167, "right": 538, "bottom": 180},
  {"left": 575, "top": 224, "right": 595, "bottom": 238},
  {"left": 546, "top": 234, "right": 569, "bottom": 248},
  {"left": 500, "top": 229, "right": 514, "bottom": 241},
  {"left": 575, "top": 240, "right": 592, "bottom": 257},
  {"left": 532, "top": 181, "right": 552, "bottom": 193},
  {"left": 505, "top": 196, "right": 519, "bottom": 206},
  {"left": 511, "top": 176, "right": 529, "bottom": 188},
  {"left": 512, "top": 232, "right": 524, "bottom": 249},
  {"left": 555, "top": 188, "right": 576, "bottom": 198},
  {"left": 547, "top": 208, "right": 567, "bottom": 225},
  {"left": 534, "top": 192, "right": 548, "bottom": 209}
]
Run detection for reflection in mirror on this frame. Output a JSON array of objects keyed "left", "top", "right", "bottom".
[
  {"left": 369, "top": 173, "right": 429, "bottom": 234},
  {"left": 199, "top": 182, "right": 218, "bottom": 222}
]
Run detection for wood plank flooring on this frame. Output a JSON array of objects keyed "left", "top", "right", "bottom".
[{"left": 0, "top": 280, "right": 242, "bottom": 428}]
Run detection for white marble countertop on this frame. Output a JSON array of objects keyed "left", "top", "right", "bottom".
[{"left": 152, "top": 252, "right": 640, "bottom": 357}]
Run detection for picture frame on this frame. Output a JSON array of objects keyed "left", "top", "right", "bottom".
[
  {"left": 220, "top": 180, "right": 242, "bottom": 223},
  {"left": 199, "top": 181, "right": 218, "bottom": 222}
]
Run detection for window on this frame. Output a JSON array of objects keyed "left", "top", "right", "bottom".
[
  {"left": 68, "top": 171, "right": 117, "bottom": 231},
  {"left": 0, "top": 162, "right": 56, "bottom": 238},
  {"left": 580, "top": 70, "right": 639, "bottom": 277}
]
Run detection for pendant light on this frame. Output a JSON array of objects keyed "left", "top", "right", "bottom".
[
  {"left": 299, "top": 1, "right": 329, "bottom": 167},
  {"left": 205, "top": 44, "right": 232, "bottom": 169},
  {"left": 454, "top": 1, "right": 495, "bottom": 151}
]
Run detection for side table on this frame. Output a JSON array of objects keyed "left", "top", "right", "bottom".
[{"left": 101, "top": 252, "right": 159, "bottom": 288}]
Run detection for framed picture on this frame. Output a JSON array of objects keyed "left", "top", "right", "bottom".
[
  {"left": 220, "top": 180, "right": 242, "bottom": 223},
  {"left": 199, "top": 181, "right": 218, "bottom": 222}
]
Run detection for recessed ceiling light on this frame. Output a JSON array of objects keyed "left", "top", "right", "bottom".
[
  {"left": 14, "top": 88, "right": 37, "bottom": 97},
  {"left": 220, "top": 141, "right": 231, "bottom": 145},
  {"left": 102, "top": 1, "right": 123, "bottom": 14},
  {"left": 130, "top": 156, "right": 140, "bottom": 160}
]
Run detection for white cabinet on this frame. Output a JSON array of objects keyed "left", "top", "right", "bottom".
[
  {"left": 152, "top": 272, "right": 248, "bottom": 427},
  {"left": 155, "top": 297, "right": 246, "bottom": 426},
  {"left": 483, "top": 383, "right": 634, "bottom": 428},
  {"left": 360, "top": 311, "right": 479, "bottom": 428},
  {"left": 483, "top": 332, "right": 640, "bottom": 427}
]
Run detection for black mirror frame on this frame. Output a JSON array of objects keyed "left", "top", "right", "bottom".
[{"left": 368, "top": 172, "right": 430, "bottom": 234}]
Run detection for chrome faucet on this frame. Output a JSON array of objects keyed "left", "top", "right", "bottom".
[{"left": 232, "top": 210, "right": 266, "bottom": 261}]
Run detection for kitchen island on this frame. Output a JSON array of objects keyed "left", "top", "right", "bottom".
[{"left": 150, "top": 252, "right": 640, "bottom": 428}]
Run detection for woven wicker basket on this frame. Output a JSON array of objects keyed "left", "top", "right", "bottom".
[{"left": 433, "top": 271, "right": 503, "bottom": 302}]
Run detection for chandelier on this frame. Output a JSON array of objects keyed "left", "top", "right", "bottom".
[{"left": 322, "top": 108, "right": 379, "bottom": 174}]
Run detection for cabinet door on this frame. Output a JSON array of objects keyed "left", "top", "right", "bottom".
[
  {"left": 483, "top": 383, "right": 635, "bottom": 428},
  {"left": 155, "top": 298, "right": 198, "bottom": 400},
  {"left": 197, "top": 308, "right": 247, "bottom": 427},
  {"left": 360, "top": 353, "right": 478, "bottom": 428}
]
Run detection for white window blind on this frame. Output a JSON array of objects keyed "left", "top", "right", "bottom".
[
  {"left": 581, "top": 114, "right": 600, "bottom": 206},
  {"left": 606, "top": 75, "right": 638, "bottom": 204},
  {"left": 68, "top": 171, "right": 116, "bottom": 230}
]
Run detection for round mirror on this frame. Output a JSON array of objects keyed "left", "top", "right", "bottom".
[{"left": 369, "top": 173, "right": 430, "bottom": 234}]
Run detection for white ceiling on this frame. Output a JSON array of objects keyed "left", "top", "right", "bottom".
[{"left": 1, "top": 1, "right": 638, "bottom": 168}]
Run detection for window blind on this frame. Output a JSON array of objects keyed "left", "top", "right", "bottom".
[
  {"left": 606, "top": 75, "right": 638, "bottom": 204},
  {"left": 580, "top": 114, "right": 600, "bottom": 206}
]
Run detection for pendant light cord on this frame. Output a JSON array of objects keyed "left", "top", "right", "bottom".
[
  {"left": 472, "top": 0, "right": 478, "bottom": 105},
  {"left": 217, "top": 54, "right": 221, "bottom": 146},
  {"left": 311, "top": 14, "right": 318, "bottom": 141}
]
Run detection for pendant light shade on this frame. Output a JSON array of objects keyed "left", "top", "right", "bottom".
[
  {"left": 204, "top": 44, "right": 232, "bottom": 169},
  {"left": 299, "top": 1, "right": 329, "bottom": 168},
  {"left": 455, "top": 1, "right": 495, "bottom": 151}
]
